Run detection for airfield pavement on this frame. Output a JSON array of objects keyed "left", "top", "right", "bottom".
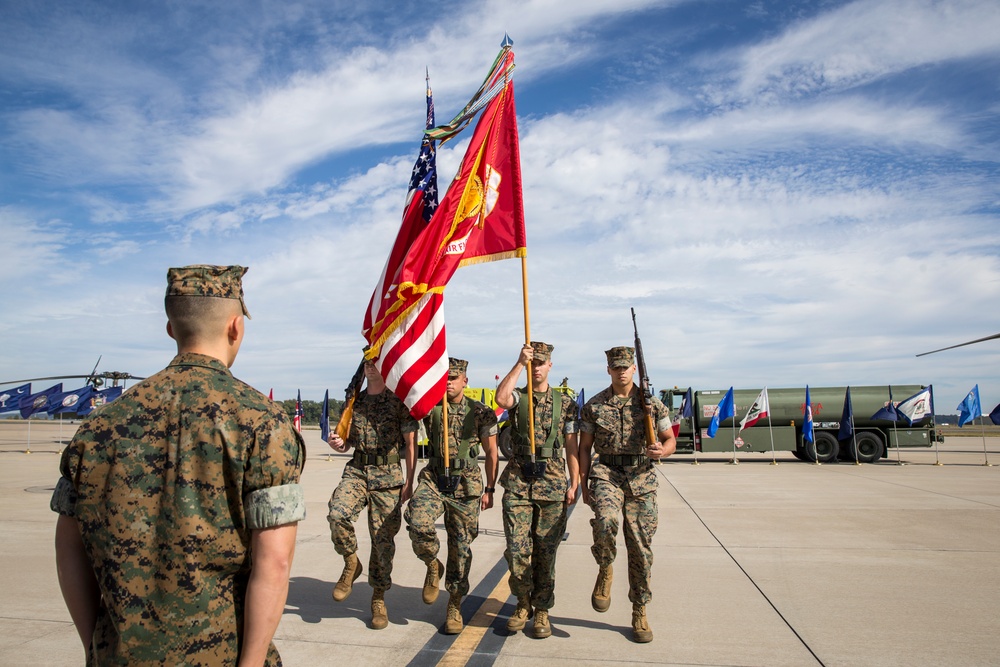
[{"left": 2, "top": 419, "right": 999, "bottom": 667}]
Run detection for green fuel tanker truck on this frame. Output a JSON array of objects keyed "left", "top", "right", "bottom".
[{"left": 660, "top": 385, "right": 941, "bottom": 463}]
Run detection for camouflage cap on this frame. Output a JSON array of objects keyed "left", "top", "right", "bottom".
[
  {"left": 530, "top": 341, "right": 554, "bottom": 363},
  {"left": 448, "top": 358, "right": 469, "bottom": 376},
  {"left": 605, "top": 346, "right": 635, "bottom": 369},
  {"left": 166, "top": 265, "right": 251, "bottom": 318}
]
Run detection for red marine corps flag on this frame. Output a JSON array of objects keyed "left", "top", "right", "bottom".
[{"left": 364, "top": 41, "right": 525, "bottom": 418}]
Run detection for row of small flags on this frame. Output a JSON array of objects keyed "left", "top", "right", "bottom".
[
  {"left": 0, "top": 382, "right": 123, "bottom": 419},
  {"left": 698, "top": 384, "right": 1000, "bottom": 441}
]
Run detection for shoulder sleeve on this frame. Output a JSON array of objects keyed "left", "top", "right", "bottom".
[
  {"left": 560, "top": 394, "right": 578, "bottom": 434},
  {"left": 244, "top": 408, "right": 307, "bottom": 529},
  {"left": 652, "top": 397, "right": 672, "bottom": 433},
  {"left": 50, "top": 433, "right": 86, "bottom": 516},
  {"left": 580, "top": 398, "right": 598, "bottom": 433},
  {"left": 475, "top": 401, "right": 498, "bottom": 438}
]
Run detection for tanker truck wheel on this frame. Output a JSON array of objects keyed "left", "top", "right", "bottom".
[
  {"left": 847, "top": 431, "right": 883, "bottom": 463},
  {"left": 806, "top": 432, "right": 839, "bottom": 463}
]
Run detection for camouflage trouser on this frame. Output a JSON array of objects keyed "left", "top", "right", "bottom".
[
  {"left": 327, "top": 475, "right": 402, "bottom": 591},
  {"left": 589, "top": 478, "right": 658, "bottom": 605},
  {"left": 502, "top": 491, "right": 567, "bottom": 610},
  {"left": 404, "top": 478, "right": 480, "bottom": 597}
]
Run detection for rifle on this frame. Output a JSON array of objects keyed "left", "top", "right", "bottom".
[
  {"left": 631, "top": 308, "right": 658, "bottom": 456},
  {"left": 335, "top": 359, "right": 367, "bottom": 441}
]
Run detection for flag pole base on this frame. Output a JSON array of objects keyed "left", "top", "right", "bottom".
[
  {"left": 770, "top": 460, "right": 778, "bottom": 466},
  {"left": 853, "top": 461, "right": 862, "bottom": 466},
  {"left": 24, "top": 449, "right": 31, "bottom": 455},
  {"left": 983, "top": 462, "right": 994, "bottom": 467},
  {"left": 933, "top": 461, "right": 943, "bottom": 466},
  {"left": 895, "top": 461, "right": 907, "bottom": 466},
  {"left": 813, "top": 460, "right": 822, "bottom": 466},
  {"left": 691, "top": 460, "right": 700, "bottom": 465},
  {"left": 727, "top": 458, "right": 739, "bottom": 465}
]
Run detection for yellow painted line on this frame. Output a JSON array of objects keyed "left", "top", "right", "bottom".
[{"left": 436, "top": 575, "right": 512, "bottom": 667}]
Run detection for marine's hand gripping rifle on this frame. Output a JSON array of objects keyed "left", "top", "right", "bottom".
[
  {"left": 631, "top": 308, "right": 659, "bottom": 457},
  {"left": 335, "top": 359, "right": 367, "bottom": 441}
]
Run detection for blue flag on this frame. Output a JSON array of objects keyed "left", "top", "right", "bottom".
[
  {"left": 679, "top": 388, "right": 693, "bottom": 419},
  {"left": 19, "top": 383, "right": 62, "bottom": 418},
  {"left": 0, "top": 383, "right": 31, "bottom": 413},
  {"left": 48, "top": 386, "right": 94, "bottom": 414},
  {"left": 320, "top": 389, "right": 330, "bottom": 443},
  {"left": 77, "top": 386, "right": 123, "bottom": 416},
  {"left": 871, "top": 385, "right": 899, "bottom": 421},
  {"left": 957, "top": 385, "right": 981, "bottom": 427},
  {"left": 576, "top": 388, "right": 586, "bottom": 420},
  {"left": 706, "top": 387, "right": 734, "bottom": 438},
  {"left": 990, "top": 402, "right": 1000, "bottom": 426},
  {"left": 803, "top": 385, "right": 814, "bottom": 443},
  {"left": 838, "top": 386, "right": 854, "bottom": 441}
]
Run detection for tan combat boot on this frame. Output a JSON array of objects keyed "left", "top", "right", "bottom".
[
  {"left": 444, "top": 593, "right": 463, "bottom": 634},
  {"left": 531, "top": 608, "right": 551, "bottom": 639},
  {"left": 422, "top": 558, "right": 444, "bottom": 605},
  {"left": 591, "top": 563, "right": 612, "bottom": 612},
  {"left": 631, "top": 604, "right": 653, "bottom": 643},
  {"left": 332, "top": 553, "right": 363, "bottom": 602},
  {"left": 505, "top": 599, "right": 532, "bottom": 632},
  {"left": 371, "top": 588, "right": 388, "bottom": 630}
]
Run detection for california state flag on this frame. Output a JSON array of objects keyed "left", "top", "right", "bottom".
[{"left": 739, "top": 388, "right": 769, "bottom": 431}]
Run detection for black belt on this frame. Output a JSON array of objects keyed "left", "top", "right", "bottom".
[
  {"left": 352, "top": 451, "right": 400, "bottom": 466},
  {"left": 598, "top": 454, "right": 649, "bottom": 467},
  {"left": 429, "top": 456, "right": 476, "bottom": 472},
  {"left": 514, "top": 444, "right": 563, "bottom": 459}
]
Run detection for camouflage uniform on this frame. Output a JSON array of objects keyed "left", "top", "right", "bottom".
[
  {"left": 51, "top": 352, "right": 306, "bottom": 667},
  {"left": 327, "top": 389, "right": 417, "bottom": 591},
  {"left": 405, "top": 393, "right": 497, "bottom": 597},
  {"left": 581, "top": 350, "right": 670, "bottom": 606},
  {"left": 500, "top": 377, "right": 577, "bottom": 611}
]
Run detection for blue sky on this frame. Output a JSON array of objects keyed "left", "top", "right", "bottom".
[{"left": 2, "top": 0, "right": 999, "bottom": 415}]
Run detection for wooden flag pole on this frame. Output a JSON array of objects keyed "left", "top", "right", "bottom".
[{"left": 521, "top": 256, "right": 537, "bottom": 461}]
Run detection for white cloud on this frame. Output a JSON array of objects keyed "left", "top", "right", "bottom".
[{"left": 736, "top": 0, "right": 1000, "bottom": 100}]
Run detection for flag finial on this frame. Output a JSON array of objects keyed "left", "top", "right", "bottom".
[{"left": 501, "top": 33, "right": 513, "bottom": 48}]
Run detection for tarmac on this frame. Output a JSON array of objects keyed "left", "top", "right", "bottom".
[{"left": 2, "top": 420, "right": 999, "bottom": 667}]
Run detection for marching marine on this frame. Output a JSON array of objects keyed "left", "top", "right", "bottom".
[
  {"left": 579, "top": 346, "right": 676, "bottom": 643},
  {"left": 494, "top": 342, "right": 579, "bottom": 638},
  {"left": 327, "top": 358, "right": 417, "bottom": 629},
  {"left": 405, "top": 358, "right": 499, "bottom": 634}
]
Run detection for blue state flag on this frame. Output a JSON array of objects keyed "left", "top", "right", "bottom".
[
  {"left": 320, "top": 389, "right": 331, "bottom": 443},
  {"left": 803, "top": 385, "right": 814, "bottom": 443},
  {"left": 19, "top": 383, "right": 62, "bottom": 418},
  {"left": 990, "top": 402, "right": 1000, "bottom": 426},
  {"left": 77, "top": 386, "right": 123, "bottom": 416},
  {"left": 871, "top": 385, "right": 899, "bottom": 421},
  {"left": 706, "top": 387, "right": 734, "bottom": 438},
  {"left": 679, "top": 388, "right": 693, "bottom": 419},
  {"left": 48, "top": 386, "right": 94, "bottom": 414},
  {"left": 957, "top": 385, "right": 981, "bottom": 427},
  {"left": 0, "top": 383, "right": 31, "bottom": 413},
  {"left": 838, "top": 386, "right": 854, "bottom": 441},
  {"left": 575, "top": 388, "right": 586, "bottom": 420}
]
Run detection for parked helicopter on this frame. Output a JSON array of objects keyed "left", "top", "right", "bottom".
[{"left": 0, "top": 357, "right": 145, "bottom": 389}]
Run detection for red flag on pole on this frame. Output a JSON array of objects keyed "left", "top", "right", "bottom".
[
  {"left": 293, "top": 389, "right": 303, "bottom": 433},
  {"left": 268, "top": 388, "right": 273, "bottom": 401},
  {"left": 365, "top": 49, "right": 525, "bottom": 418}
]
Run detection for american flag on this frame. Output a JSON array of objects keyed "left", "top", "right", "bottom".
[{"left": 363, "top": 71, "right": 438, "bottom": 341}]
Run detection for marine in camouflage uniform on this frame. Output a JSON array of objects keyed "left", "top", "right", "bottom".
[
  {"left": 326, "top": 359, "right": 417, "bottom": 630},
  {"left": 51, "top": 265, "right": 306, "bottom": 666},
  {"left": 495, "top": 342, "right": 579, "bottom": 639},
  {"left": 404, "top": 357, "right": 498, "bottom": 635},
  {"left": 579, "top": 346, "right": 676, "bottom": 644}
]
